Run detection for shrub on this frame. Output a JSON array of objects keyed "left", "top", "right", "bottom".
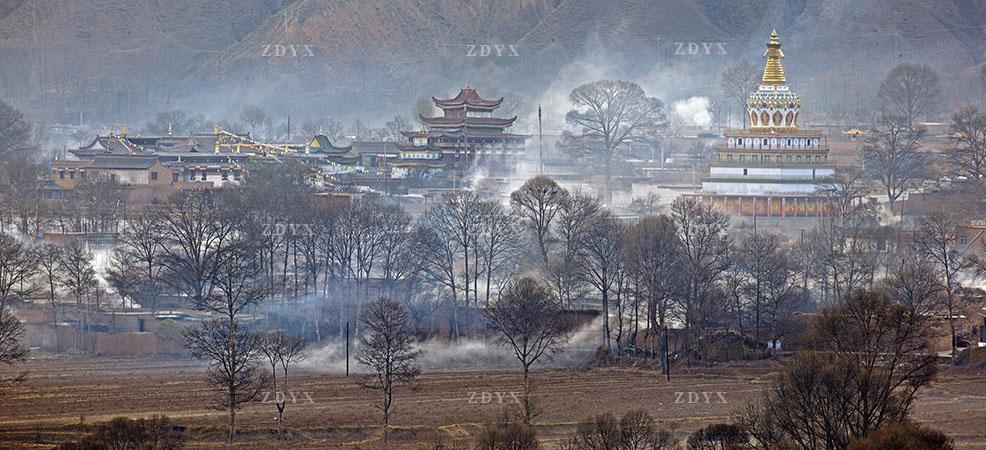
[
  {"left": 686, "top": 423, "right": 747, "bottom": 450},
  {"left": 56, "top": 416, "right": 185, "bottom": 450},
  {"left": 564, "top": 409, "right": 676, "bottom": 450},
  {"left": 847, "top": 421, "right": 953, "bottom": 450},
  {"left": 702, "top": 331, "right": 768, "bottom": 362},
  {"left": 474, "top": 414, "right": 538, "bottom": 450}
]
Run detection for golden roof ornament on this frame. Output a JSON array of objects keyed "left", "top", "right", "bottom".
[{"left": 761, "top": 30, "right": 786, "bottom": 85}]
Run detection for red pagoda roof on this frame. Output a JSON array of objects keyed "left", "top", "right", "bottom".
[
  {"left": 433, "top": 87, "right": 503, "bottom": 109},
  {"left": 419, "top": 115, "right": 517, "bottom": 127}
]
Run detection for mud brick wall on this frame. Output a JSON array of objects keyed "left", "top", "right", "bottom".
[{"left": 95, "top": 332, "right": 158, "bottom": 356}]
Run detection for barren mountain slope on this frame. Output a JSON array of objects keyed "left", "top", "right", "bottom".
[{"left": 1, "top": 0, "right": 985, "bottom": 122}]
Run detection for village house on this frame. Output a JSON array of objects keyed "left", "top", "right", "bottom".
[{"left": 52, "top": 155, "right": 173, "bottom": 188}]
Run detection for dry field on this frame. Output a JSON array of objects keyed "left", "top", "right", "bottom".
[{"left": 0, "top": 354, "right": 984, "bottom": 449}]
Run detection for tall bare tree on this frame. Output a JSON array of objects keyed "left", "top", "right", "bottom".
[
  {"left": 863, "top": 115, "right": 927, "bottom": 213},
  {"left": 948, "top": 105, "right": 986, "bottom": 180},
  {"left": 432, "top": 191, "right": 483, "bottom": 308},
  {"left": 183, "top": 238, "right": 268, "bottom": 444},
  {"left": 477, "top": 201, "right": 522, "bottom": 307},
  {"left": 0, "top": 234, "right": 37, "bottom": 311},
  {"left": 581, "top": 211, "right": 625, "bottom": 352},
  {"left": 670, "top": 197, "right": 731, "bottom": 358},
  {"left": 259, "top": 330, "right": 306, "bottom": 440},
  {"left": 70, "top": 173, "right": 125, "bottom": 234},
  {"left": 549, "top": 188, "right": 599, "bottom": 307},
  {"left": 356, "top": 298, "right": 422, "bottom": 446},
  {"left": 564, "top": 80, "right": 667, "bottom": 202},
  {"left": 0, "top": 100, "right": 34, "bottom": 161},
  {"left": 877, "top": 63, "right": 941, "bottom": 127},
  {"left": 116, "top": 213, "right": 165, "bottom": 311},
  {"left": 914, "top": 211, "right": 972, "bottom": 358},
  {"left": 738, "top": 232, "right": 798, "bottom": 348},
  {"left": 159, "top": 191, "right": 239, "bottom": 309},
  {"left": 183, "top": 320, "right": 267, "bottom": 445},
  {"left": 59, "top": 241, "right": 95, "bottom": 310},
  {"left": 416, "top": 210, "right": 463, "bottom": 340},
  {"left": 0, "top": 156, "right": 51, "bottom": 237},
  {"left": 623, "top": 216, "right": 680, "bottom": 369},
  {"left": 485, "top": 277, "right": 570, "bottom": 425},
  {"left": 510, "top": 176, "right": 568, "bottom": 265},
  {"left": 240, "top": 104, "right": 267, "bottom": 134},
  {"left": 383, "top": 115, "right": 411, "bottom": 142},
  {"left": 33, "top": 242, "right": 63, "bottom": 324},
  {"left": 720, "top": 59, "right": 760, "bottom": 128}
]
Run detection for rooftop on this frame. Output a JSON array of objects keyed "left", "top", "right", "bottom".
[{"left": 433, "top": 87, "right": 503, "bottom": 109}]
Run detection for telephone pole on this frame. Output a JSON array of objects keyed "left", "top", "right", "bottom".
[{"left": 538, "top": 105, "right": 544, "bottom": 175}]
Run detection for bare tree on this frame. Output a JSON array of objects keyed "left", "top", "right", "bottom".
[
  {"left": 549, "top": 188, "right": 599, "bottom": 307},
  {"left": 883, "top": 252, "right": 943, "bottom": 318},
  {"left": 0, "top": 100, "right": 34, "bottom": 161},
  {"left": 378, "top": 205, "right": 415, "bottom": 300},
  {"left": 719, "top": 59, "right": 759, "bottom": 128},
  {"left": 914, "top": 211, "right": 972, "bottom": 358},
  {"left": 116, "top": 213, "right": 165, "bottom": 311},
  {"left": 33, "top": 242, "right": 63, "bottom": 324},
  {"left": 511, "top": 176, "right": 568, "bottom": 265},
  {"left": 413, "top": 97, "right": 435, "bottom": 123},
  {"left": 383, "top": 115, "right": 411, "bottom": 142},
  {"left": 183, "top": 320, "right": 267, "bottom": 445},
  {"left": 354, "top": 204, "right": 392, "bottom": 321},
  {"left": 819, "top": 168, "right": 873, "bottom": 221},
  {"left": 59, "top": 241, "right": 97, "bottom": 343},
  {"left": 0, "top": 156, "right": 52, "bottom": 237},
  {"left": 432, "top": 191, "right": 483, "bottom": 308},
  {"left": 670, "top": 197, "right": 731, "bottom": 358},
  {"left": 485, "top": 277, "right": 570, "bottom": 424},
  {"left": 948, "top": 105, "right": 986, "bottom": 180},
  {"left": 878, "top": 63, "right": 941, "bottom": 127},
  {"left": 623, "top": 216, "right": 680, "bottom": 369},
  {"left": 477, "top": 201, "right": 522, "bottom": 308},
  {"left": 415, "top": 212, "right": 463, "bottom": 340},
  {"left": 0, "top": 234, "right": 37, "bottom": 311},
  {"left": 356, "top": 298, "right": 422, "bottom": 446},
  {"left": 70, "top": 173, "right": 126, "bottom": 234},
  {"left": 240, "top": 104, "right": 267, "bottom": 134},
  {"left": 144, "top": 109, "right": 207, "bottom": 135},
  {"left": 59, "top": 240, "right": 99, "bottom": 350},
  {"left": 0, "top": 308, "right": 28, "bottom": 368},
  {"left": 105, "top": 250, "right": 142, "bottom": 309},
  {"left": 564, "top": 80, "right": 667, "bottom": 202},
  {"left": 259, "top": 330, "right": 306, "bottom": 440},
  {"left": 863, "top": 114, "right": 927, "bottom": 213},
  {"left": 738, "top": 233, "right": 798, "bottom": 349},
  {"left": 742, "top": 289, "right": 938, "bottom": 449},
  {"left": 158, "top": 191, "right": 239, "bottom": 309},
  {"left": 183, "top": 238, "right": 268, "bottom": 444},
  {"left": 581, "top": 210, "right": 625, "bottom": 352}
]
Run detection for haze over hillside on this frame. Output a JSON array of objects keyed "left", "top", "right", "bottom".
[{"left": 1, "top": 0, "right": 984, "bottom": 131}]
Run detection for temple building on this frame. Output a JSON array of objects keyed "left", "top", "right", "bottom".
[
  {"left": 398, "top": 87, "right": 528, "bottom": 173},
  {"left": 691, "top": 31, "right": 834, "bottom": 218}
]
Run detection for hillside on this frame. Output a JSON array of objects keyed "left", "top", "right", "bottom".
[{"left": 1, "top": 0, "right": 984, "bottom": 127}]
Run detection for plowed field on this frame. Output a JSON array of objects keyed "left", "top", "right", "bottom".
[{"left": 0, "top": 355, "right": 984, "bottom": 448}]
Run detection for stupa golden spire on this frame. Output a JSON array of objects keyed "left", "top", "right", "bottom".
[{"left": 761, "top": 30, "right": 786, "bottom": 85}]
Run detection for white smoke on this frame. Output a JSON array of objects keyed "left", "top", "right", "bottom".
[
  {"left": 672, "top": 96, "right": 713, "bottom": 128},
  {"left": 299, "top": 316, "right": 604, "bottom": 374}
]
